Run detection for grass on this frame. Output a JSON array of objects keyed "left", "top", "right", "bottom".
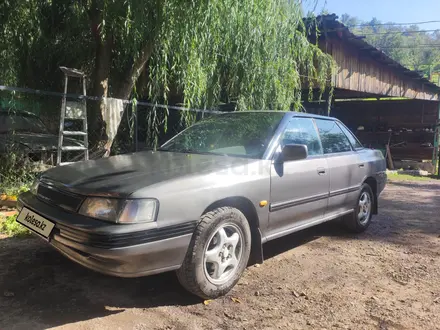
[
  {"left": 387, "top": 172, "right": 439, "bottom": 182},
  {"left": 0, "top": 214, "right": 31, "bottom": 237}
]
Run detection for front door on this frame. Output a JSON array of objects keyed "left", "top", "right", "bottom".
[{"left": 268, "top": 117, "right": 329, "bottom": 240}]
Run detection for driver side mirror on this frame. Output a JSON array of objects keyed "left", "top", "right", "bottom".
[{"left": 276, "top": 144, "right": 308, "bottom": 163}]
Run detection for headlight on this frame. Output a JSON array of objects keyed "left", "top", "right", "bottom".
[
  {"left": 79, "top": 198, "right": 122, "bottom": 222},
  {"left": 30, "top": 179, "right": 39, "bottom": 195},
  {"left": 79, "top": 198, "right": 157, "bottom": 224},
  {"left": 118, "top": 199, "right": 158, "bottom": 224}
]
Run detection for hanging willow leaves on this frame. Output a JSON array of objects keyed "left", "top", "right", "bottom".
[
  {"left": 1, "top": 0, "right": 334, "bottom": 148},
  {"left": 146, "top": 0, "right": 334, "bottom": 144}
]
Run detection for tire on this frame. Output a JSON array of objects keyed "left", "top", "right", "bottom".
[
  {"left": 344, "top": 183, "right": 374, "bottom": 233},
  {"left": 176, "top": 207, "right": 252, "bottom": 299}
]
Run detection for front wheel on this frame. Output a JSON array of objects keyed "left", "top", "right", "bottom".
[
  {"left": 176, "top": 207, "right": 251, "bottom": 299},
  {"left": 343, "top": 183, "right": 374, "bottom": 233}
]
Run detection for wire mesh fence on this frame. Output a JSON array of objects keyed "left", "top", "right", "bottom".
[{"left": 0, "top": 85, "right": 221, "bottom": 192}]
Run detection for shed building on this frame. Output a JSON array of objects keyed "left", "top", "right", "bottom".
[{"left": 305, "top": 15, "right": 440, "bottom": 171}]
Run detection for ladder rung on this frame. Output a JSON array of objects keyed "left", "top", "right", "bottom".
[
  {"left": 62, "top": 131, "right": 87, "bottom": 136},
  {"left": 65, "top": 117, "right": 86, "bottom": 120},
  {"left": 61, "top": 146, "right": 87, "bottom": 151}
]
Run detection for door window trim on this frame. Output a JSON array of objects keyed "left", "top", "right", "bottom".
[
  {"left": 312, "top": 118, "right": 356, "bottom": 155},
  {"left": 270, "top": 115, "right": 326, "bottom": 161},
  {"left": 336, "top": 121, "right": 364, "bottom": 151}
]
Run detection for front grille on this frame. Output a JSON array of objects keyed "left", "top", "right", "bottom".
[{"left": 37, "top": 184, "right": 84, "bottom": 212}]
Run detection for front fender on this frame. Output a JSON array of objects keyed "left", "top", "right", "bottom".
[{"left": 133, "top": 160, "right": 273, "bottom": 234}]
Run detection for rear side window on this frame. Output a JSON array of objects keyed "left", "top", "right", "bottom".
[
  {"left": 281, "top": 117, "right": 323, "bottom": 156},
  {"left": 337, "top": 122, "right": 363, "bottom": 150},
  {"left": 314, "top": 119, "right": 352, "bottom": 154}
]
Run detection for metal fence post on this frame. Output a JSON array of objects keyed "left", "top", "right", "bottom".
[
  {"left": 134, "top": 100, "right": 138, "bottom": 152},
  {"left": 433, "top": 100, "right": 440, "bottom": 176}
]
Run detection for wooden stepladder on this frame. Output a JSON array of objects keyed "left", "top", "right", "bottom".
[{"left": 57, "top": 67, "right": 89, "bottom": 165}]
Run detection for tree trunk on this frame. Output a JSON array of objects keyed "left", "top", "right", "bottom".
[
  {"left": 114, "top": 43, "right": 154, "bottom": 100},
  {"left": 88, "top": 0, "right": 113, "bottom": 148},
  {"left": 90, "top": 34, "right": 113, "bottom": 124}
]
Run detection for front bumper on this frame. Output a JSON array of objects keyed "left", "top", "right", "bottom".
[{"left": 18, "top": 192, "right": 196, "bottom": 277}]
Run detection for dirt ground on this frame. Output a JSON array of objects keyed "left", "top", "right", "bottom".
[{"left": 1, "top": 180, "right": 439, "bottom": 330}]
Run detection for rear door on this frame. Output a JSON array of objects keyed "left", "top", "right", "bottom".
[
  {"left": 314, "top": 119, "right": 364, "bottom": 216},
  {"left": 268, "top": 117, "right": 329, "bottom": 239},
  {"left": 337, "top": 121, "right": 368, "bottom": 181}
]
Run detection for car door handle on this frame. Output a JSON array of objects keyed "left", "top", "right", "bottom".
[
  {"left": 317, "top": 168, "right": 326, "bottom": 175},
  {"left": 359, "top": 164, "right": 365, "bottom": 168}
]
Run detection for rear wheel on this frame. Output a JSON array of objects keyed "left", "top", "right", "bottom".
[
  {"left": 344, "top": 183, "right": 374, "bottom": 233},
  {"left": 177, "top": 207, "right": 251, "bottom": 299}
]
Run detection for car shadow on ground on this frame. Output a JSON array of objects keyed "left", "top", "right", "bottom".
[
  {"left": 262, "top": 221, "right": 344, "bottom": 261},
  {"left": 0, "top": 222, "right": 343, "bottom": 329},
  {"left": 265, "top": 180, "right": 440, "bottom": 259},
  {"left": 0, "top": 235, "right": 199, "bottom": 329}
]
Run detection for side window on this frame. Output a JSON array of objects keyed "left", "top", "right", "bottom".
[
  {"left": 314, "top": 119, "right": 352, "bottom": 154},
  {"left": 281, "top": 117, "right": 323, "bottom": 156},
  {"left": 337, "top": 122, "right": 363, "bottom": 150}
]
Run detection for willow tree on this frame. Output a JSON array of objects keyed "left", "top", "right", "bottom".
[
  {"left": 99, "top": 0, "right": 334, "bottom": 144},
  {"left": 1, "top": 0, "right": 334, "bottom": 145}
]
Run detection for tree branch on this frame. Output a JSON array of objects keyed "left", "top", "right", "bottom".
[{"left": 115, "top": 42, "right": 154, "bottom": 99}]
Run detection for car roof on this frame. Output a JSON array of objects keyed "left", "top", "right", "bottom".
[{"left": 289, "top": 112, "right": 337, "bottom": 120}]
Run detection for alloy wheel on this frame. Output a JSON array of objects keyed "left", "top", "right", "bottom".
[
  {"left": 358, "top": 191, "right": 372, "bottom": 225},
  {"left": 203, "top": 223, "right": 244, "bottom": 285}
]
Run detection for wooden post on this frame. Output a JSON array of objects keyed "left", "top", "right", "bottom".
[
  {"left": 386, "top": 144, "right": 394, "bottom": 170},
  {"left": 323, "top": 88, "right": 332, "bottom": 116}
]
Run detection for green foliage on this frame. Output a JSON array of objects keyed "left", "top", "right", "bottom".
[
  {"left": 0, "top": 148, "right": 36, "bottom": 196},
  {"left": 1, "top": 0, "right": 334, "bottom": 146},
  {"left": 0, "top": 214, "right": 30, "bottom": 237},
  {"left": 1, "top": 184, "right": 30, "bottom": 198},
  {"left": 146, "top": 0, "right": 334, "bottom": 140},
  {"left": 340, "top": 15, "right": 440, "bottom": 84},
  {"left": 0, "top": 0, "right": 93, "bottom": 88},
  {"left": 156, "top": 0, "right": 332, "bottom": 110}
]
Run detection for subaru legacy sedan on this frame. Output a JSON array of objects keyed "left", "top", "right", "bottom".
[{"left": 17, "top": 111, "right": 386, "bottom": 299}]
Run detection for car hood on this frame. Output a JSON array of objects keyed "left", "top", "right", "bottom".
[
  {"left": 0, "top": 133, "right": 83, "bottom": 151},
  {"left": 40, "top": 151, "right": 257, "bottom": 197}
]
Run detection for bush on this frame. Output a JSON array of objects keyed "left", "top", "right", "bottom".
[
  {"left": 0, "top": 148, "right": 37, "bottom": 196},
  {"left": 0, "top": 214, "right": 31, "bottom": 237}
]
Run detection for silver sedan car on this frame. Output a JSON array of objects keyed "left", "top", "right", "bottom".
[{"left": 17, "top": 111, "right": 387, "bottom": 298}]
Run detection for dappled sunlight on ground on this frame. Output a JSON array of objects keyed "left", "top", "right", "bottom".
[{"left": 0, "top": 180, "right": 439, "bottom": 329}]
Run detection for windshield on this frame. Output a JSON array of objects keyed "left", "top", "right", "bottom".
[
  {"left": 159, "top": 112, "right": 284, "bottom": 158},
  {"left": 0, "top": 113, "right": 48, "bottom": 134}
]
